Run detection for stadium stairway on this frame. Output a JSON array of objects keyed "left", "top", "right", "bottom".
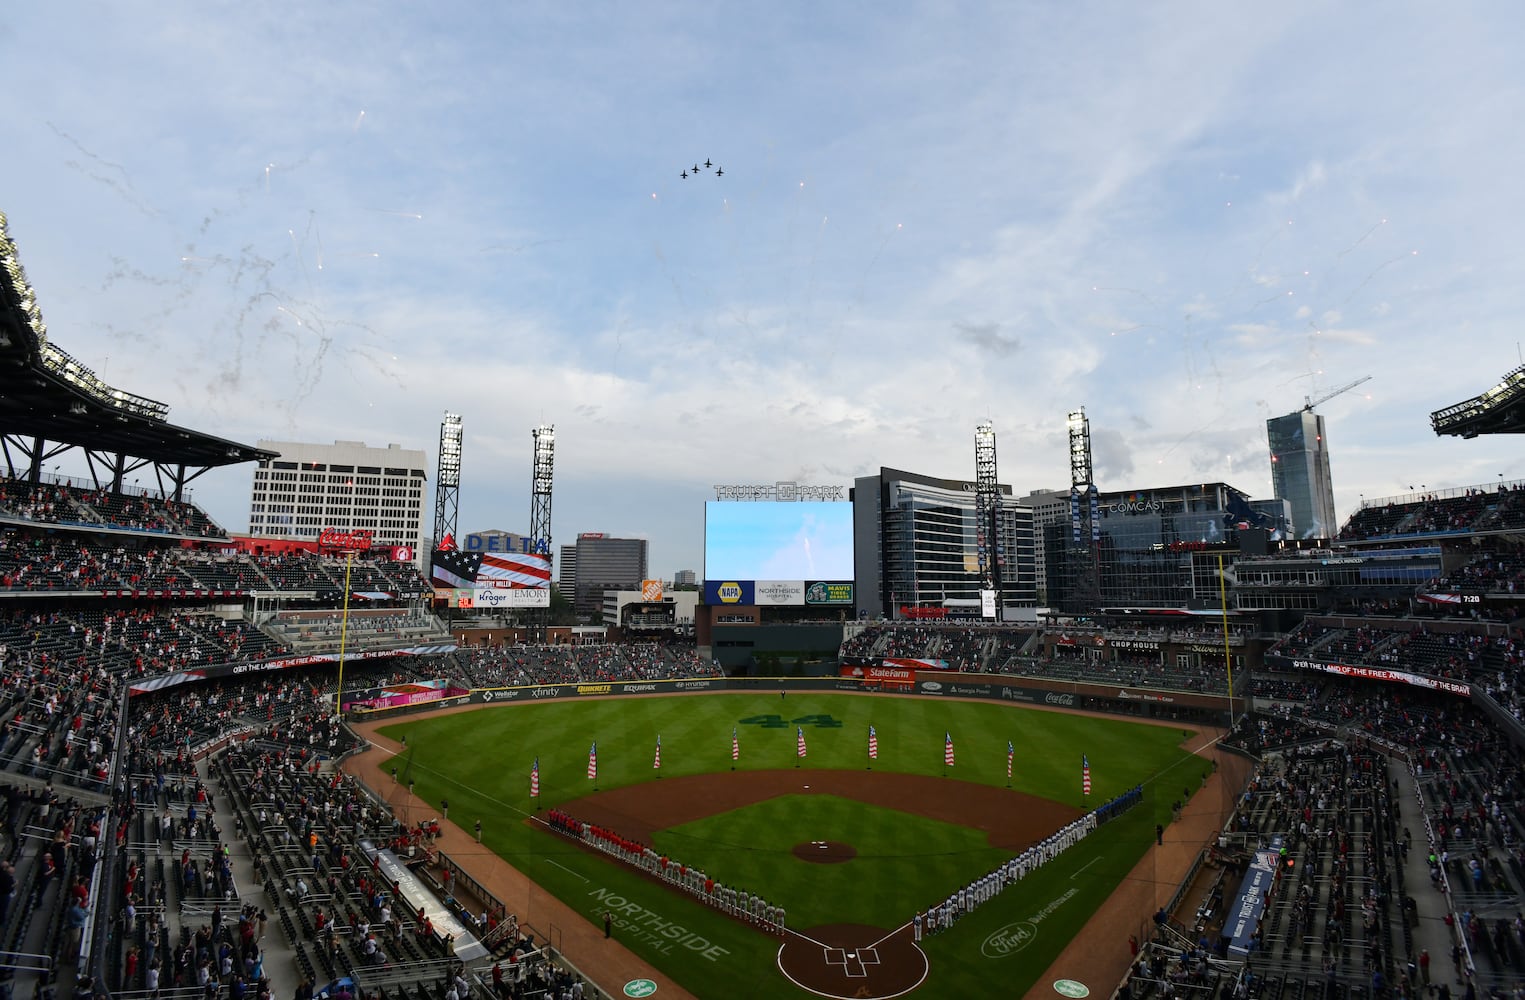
[{"left": 1390, "top": 760, "right": 1475, "bottom": 992}]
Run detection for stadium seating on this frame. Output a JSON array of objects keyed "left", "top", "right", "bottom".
[{"left": 0, "top": 476, "right": 229, "bottom": 538}]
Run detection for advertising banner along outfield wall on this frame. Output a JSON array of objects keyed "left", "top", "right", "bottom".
[
  {"left": 345, "top": 679, "right": 472, "bottom": 712},
  {"left": 415, "top": 671, "right": 1237, "bottom": 719}
]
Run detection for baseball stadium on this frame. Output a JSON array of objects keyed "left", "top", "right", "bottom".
[{"left": 4, "top": 205, "right": 1525, "bottom": 1000}]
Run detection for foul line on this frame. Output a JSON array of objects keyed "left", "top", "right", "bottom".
[
  {"left": 1071, "top": 857, "right": 1100, "bottom": 878},
  {"left": 384, "top": 754, "right": 538, "bottom": 822},
  {"left": 866, "top": 921, "right": 910, "bottom": 950},
  {"left": 542, "top": 858, "right": 589, "bottom": 882},
  {"left": 781, "top": 925, "right": 832, "bottom": 950}
]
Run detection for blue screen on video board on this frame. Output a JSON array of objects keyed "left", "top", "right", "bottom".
[{"left": 704, "top": 502, "right": 854, "bottom": 582}]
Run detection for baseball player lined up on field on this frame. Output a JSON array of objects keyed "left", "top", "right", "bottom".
[
  {"left": 923, "top": 811, "right": 1101, "bottom": 934},
  {"left": 549, "top": 807, "right": 792, "bottom": 935}
]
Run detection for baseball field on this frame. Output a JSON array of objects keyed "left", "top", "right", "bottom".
[{"left": 377, "top": 691, "right": 1203, "bottom": 999}]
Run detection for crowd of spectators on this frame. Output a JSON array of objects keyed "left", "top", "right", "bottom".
[
  {"left": 450, "top": 642, "right": 719, "bottom": 689},
  {"left": 1338, "top": 484, "right": 1525, "bottom": 542},
  {"left": 1269, "top": 617, "right": 1525, "bottom": 693},
  {"left": 0, "top": 527, "right": 429, "bottom": 597},
  {"left": 0, "top": 476, "right": 227, "bottom": 537}
]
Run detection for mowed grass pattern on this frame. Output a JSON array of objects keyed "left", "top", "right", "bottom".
[
  {"left": 658, "top": 794, "right": 1010, "bottom": 928},
  {"left": 379, "top": 692, "right": 1204, "bottom": 1000}
]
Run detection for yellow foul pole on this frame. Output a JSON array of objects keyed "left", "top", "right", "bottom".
[
  {"left": 1217, "top": 553, "right": 1234, "bottom": 726},
  {"left": 335, "top": 550, "right": 355, "bottom": 722}
]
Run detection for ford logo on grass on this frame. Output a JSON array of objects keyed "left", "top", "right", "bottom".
[{"left": 982, "top": 921, "right": 1038, "bottom": 958}]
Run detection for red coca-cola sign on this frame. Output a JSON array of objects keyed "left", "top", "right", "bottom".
[{"left": 318, "top": 527, "right": 374, "bottom": 551}]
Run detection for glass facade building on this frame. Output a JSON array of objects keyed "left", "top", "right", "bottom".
[
  {"left": 1044, "top": 482, "right": 1255, "bottom": 613},
  {"left": 853, "top": 468, "right": 1035, "bottom": 619},
  {"left": 562, "top": 534, "right": 648, "bottom": 619},
  {"left": 1267, "top": 410, "right": 1339, "bottom": 539}
]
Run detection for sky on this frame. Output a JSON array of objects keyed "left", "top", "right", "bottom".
[{"left": 5, "top": 3, "right": 1525, "bottom": 579}]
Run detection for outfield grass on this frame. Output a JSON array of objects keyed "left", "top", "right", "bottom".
[{"left": 379, "top": 692, "right": 1203, "bottom": 999}]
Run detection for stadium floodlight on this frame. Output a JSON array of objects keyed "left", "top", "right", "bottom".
[
  {"left": 38, "top": 342, "right": 169, "bottom": 422},
  {"left": 1067, "top": 408, "right": 1093, "bottom": 488},
  {"left": 433, "top": 413, "right": 464, "bottom": 546},
  {"left": 0, "top": 213, "right": 48, "bottom": 347},
  {"left": 1431, "top": 364, "right": 1525, "bottom": 438},
  {"left": 530, "top": 424, "right": 555, "bottom": 559}
]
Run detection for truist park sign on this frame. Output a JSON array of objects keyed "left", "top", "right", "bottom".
[{"left": 712, "top": 483, "right": 845, "bottom": 501}]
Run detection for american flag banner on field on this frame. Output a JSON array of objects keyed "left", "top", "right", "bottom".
[
  {"left": 653, "top": 735, "right": 662, "bottom": 770},
  {"left": 1082, "top": 754, "right": 1091, "bottom": 796},
  {"left": 797, "top": 727, "right": 808, "bottom": 758},
  {"left": 731, "top": 728, "right": 740, "bottom": 762},
  {"left": 588, "top": 742, "right": 598, "bottom": 780},
  {"left": 944, "top": 732, "right": 956, "bottom": 767},
  {"left": 530, "top": 757, "right": 540, "bottom": 798},
  {"left": 868, "top": 725, "right": 879, "bottom": 760},
  {"left": 1007, "top": 740, "right": 1014, "bottom": 781}
]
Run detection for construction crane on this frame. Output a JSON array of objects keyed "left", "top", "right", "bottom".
[{"left": 1304, "top": 375, "right": 1372, "bottom": 412}]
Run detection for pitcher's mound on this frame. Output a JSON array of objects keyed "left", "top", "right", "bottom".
[{"left": 793, "top": 840, "right": 857, "bottom": 863}]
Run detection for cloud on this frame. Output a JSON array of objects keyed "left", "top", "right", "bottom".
[
  {"left": 953, "top": 320, "right": 1021, "bottom": 357},
  {"left": 6, "top": 1, "right": 1525, "bottom": 576}
]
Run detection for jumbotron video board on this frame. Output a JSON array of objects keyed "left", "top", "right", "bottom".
[{"left": 703, "top": 500, "right": 854, "bottom": 606}]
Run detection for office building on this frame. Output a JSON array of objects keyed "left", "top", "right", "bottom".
[
  {"left": 248, "top": 440, "right": 426, "bottom": 551},
  {"left": 852, "top": 467, "right": 1036, "bottom": 620},
  {"left": 1019, "top": 488, "right": 1070, "bottom": 606},
  {"left": 1043, "top": 481, "right": 1254, "bottom": 613},
  {"left": 1267, "top": 410, "right": 1339, "bottom": 539},
  {"left": 561, "top": 533, "right": 649, "bottom": 619}
]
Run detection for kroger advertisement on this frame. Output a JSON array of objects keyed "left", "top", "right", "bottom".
[{"left": 471, "top": 585, "right": 551, "bottom": 609}]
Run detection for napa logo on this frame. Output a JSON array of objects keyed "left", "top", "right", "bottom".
[{"left": 716, "top": 582, "right": 743, "bottom": 603}]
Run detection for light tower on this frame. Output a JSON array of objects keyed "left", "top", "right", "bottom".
[
  {"left": 530, "top": 425, "right": 555, "bottom": 558},
  {"left": 433, "top": 413, "right": 463, "bottom": 546},
  {"left": 1067, "top": 408, "right": 1101, "bottom": 612},
  {"left": 974, "top": 421, "right": 1002, "bottom": 620}
]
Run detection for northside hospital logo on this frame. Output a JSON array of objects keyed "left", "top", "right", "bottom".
[{"left": 715, "top": 582, "right": 744, "bottom": 603}]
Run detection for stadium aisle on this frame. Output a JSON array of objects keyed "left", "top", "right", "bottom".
[
  {"left": 1391, "top": 760, "right": 1467, "bottom": 987},
  {"left": 203, "top": 758, "right": 304, "bottom": 996},
  {"left": 342, "top": 725, "right": 699, "bottom": 1000}
]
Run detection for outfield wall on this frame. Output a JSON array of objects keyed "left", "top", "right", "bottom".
[{"left": 351, "top": 671, "right": 1240, "bottom": 724}]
